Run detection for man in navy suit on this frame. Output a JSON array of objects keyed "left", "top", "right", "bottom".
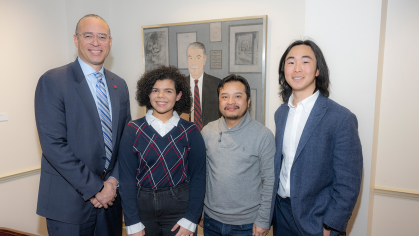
[
  {"left": 270, "top": 40, "right": 363, "bottom": 236},
  {"left": 35, "top": 14, "right": 131, "bottom": 236}
]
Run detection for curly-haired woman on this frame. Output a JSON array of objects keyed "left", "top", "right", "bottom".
[{"left": 118, "top": 66, "right": 206, "bottom": 236}]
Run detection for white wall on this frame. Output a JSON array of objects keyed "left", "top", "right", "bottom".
[
  {"left": 304, "top": 1, "right": 382, "bottom": 235},
  {"left": 372, "top": 0, "right": 419, "bottom": 235},
  {"left": 0, "top": 0, "right": 68, "bottom": 234},
  {"left": 375, "top": 0, "right": 419, "bottom": 192}
]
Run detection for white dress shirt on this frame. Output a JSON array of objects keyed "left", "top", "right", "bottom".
[
  {"left": 278, "top": 91, "right": 319, "bottom": 198},
  {"left": 189, "top": 73, "right": 203, "bottom": 122},
  {"left": 126, "top": 110, "right": 197, "bottom": 235}
]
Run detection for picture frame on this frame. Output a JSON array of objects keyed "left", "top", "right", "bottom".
[
  {"left": 229, "top": 24, "right": 263, "bottom": 73},
  {"left": 142, "top": 27, "right": 169, "bottom": 72},
  {"left": 142, "top": 15, "right": 267, "bottom": 124}
]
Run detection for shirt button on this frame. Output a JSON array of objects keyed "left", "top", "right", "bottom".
[{"left": 219, "top": 132, "right": 222, "bottom": 135}]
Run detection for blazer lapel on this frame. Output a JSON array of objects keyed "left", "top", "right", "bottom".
[
  {"left": 293, "top": 94, "right": 328, "bottom": 165},
  {"left": 73, "top": 61, "right": 105, "bottom": 150},
  {"left": 104, "top": 70, "right": 120, "bottom": 148},
  {"left": 276, "top": 104, "right": 289, "bottom": 159}
]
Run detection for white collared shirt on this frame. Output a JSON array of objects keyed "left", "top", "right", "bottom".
[
  {"left": 125, "top": 110, "right": 197, "bottom": 235},
  {"left": 278, "top": 91, "right": 319, "bottom": 198},
  {"left": 77, "top": 57, "right": 112, "bottom": 119},
  {"left": 189, "top": 73, "right": 203, "bottom": 122}
]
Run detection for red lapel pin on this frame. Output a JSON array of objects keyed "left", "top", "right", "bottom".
[{"left": 114, "top": 85, "right": 117, "bottom": 88}]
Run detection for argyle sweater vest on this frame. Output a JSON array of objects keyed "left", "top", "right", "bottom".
[{"left": 119, "top": 116, "right": 206, "bottom": 225}]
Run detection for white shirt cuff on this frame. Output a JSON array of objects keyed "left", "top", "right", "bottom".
[
  {"left": 126, "top": 222, "right": 145, "bottom": 235},
  {"left": 177, "top": 218, "right": 197, "bottom": 233}
]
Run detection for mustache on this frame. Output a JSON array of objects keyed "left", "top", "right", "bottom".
[
  {"left": 224, "top": 106, "right": 239, "bottom": 110},
  {"left": 190, "top": 65, "right": 199, "bottom": 69}
]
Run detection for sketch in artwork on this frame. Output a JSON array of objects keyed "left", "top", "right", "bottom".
[
  {"left": 235, "top": 32, "right": 259, "bottom": 65},
  {"left": 210, "top": 50, "right": 222, "bottom": 69},
  {"left": 250, "top": 89, "right": 257, "bottom": 120},
  {"left": 177, "top": 32, "right": 197, "bottom": 69},
  {"left": 229, "top": 24, "right": 263, "bottom": 73},
  {"left": 143, "top": 28, "right": 169, "bottom": 71},
  {"left": 210, "top": 22, "right": 222, "bottom": 42}
]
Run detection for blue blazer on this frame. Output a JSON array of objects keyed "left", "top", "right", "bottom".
[
  {"left": 270, "top": 94, "right": 362, "bottom": 236},
  {"left": 35, "top": 59, "right": 131, "bottom": 224}
]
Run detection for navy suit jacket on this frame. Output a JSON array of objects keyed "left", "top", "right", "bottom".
[
  {"left": 35, "top": 59, "right": 131, "bottom": 224},
  {"left": 270, "top": 94, "right": 363, "bottom": 236}
]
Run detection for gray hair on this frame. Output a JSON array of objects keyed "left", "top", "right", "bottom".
[
  {"left": 75, "top": 14, "right": 110, "bottom": 35},
  {"left": 187, "top": 42, "right": 206, "bottom": 55}
]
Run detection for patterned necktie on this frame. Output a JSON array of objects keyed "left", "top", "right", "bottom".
[
  {"left": 95, "top": 72, "right": 113, "bottom": 174},
  {"left": 194, "top": 79, "right": 203, "bottom": 131}
]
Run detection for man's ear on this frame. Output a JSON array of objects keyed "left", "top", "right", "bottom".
[
  {"left": 73, "top": 34, "right": 79, "bottom": 48},
  {"left": 316, "top": 69, "right": 320, "bottom": 77},
  {"left": 203, "top": 54, "right": 207, "bottom": 65},
  {"left": 247, "top": 97, "right": 251, "bottom": 108}
]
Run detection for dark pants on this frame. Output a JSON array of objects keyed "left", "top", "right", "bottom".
[
  {"left": 137, "top": 183, "right": 192, "bottom": 236},
  {"left": 203, "top": 212, "right": 253, "bottom": 236},
  {"left": 46, "top": 192, "right": 122, "bottom": 236},
  {"left": 272, "top": 195, "right": 302, "bottom": 236}
]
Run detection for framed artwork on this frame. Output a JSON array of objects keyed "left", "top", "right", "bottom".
[
  {"left": 142, "top": 15, "right": 267, "bottom": 124},
  {"left": 229, "top": 24, "right": 263, "bottom": 73},
  {"left": 210, "top": 22, "right": 222, "bottom": 42},
  {"left": 143, "top": 27, "right": 169, "bottom": 71},
  {"left": 210, "top": 50, "right": 222, "bottom": 69},
  {"left": 177, "top": 32, "right": 197, "bottom": 69}
]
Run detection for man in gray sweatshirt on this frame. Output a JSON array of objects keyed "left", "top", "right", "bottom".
[{"left": 199, "top": 74, "right": 275, "bottom": 236}]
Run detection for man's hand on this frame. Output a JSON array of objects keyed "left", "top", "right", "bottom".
[
  {"left": 89, "top": 197, "right": 103, "bottom": 208},
  {"left": 323, "top": 228, "right": 331, "bottom": 236},
  {"left": 198, "top": 216, "right": 204, "bottom": 228},
  {"left": 129, "top": 230, "right": 145, "bottom": 236},
  {"left": 171, "top": 224, "right": 193, "bottom": 236},
  {"left": 253, "top": 224, "right": 269, "bottom": 236},
  {"left": 95, "top": 179, "right": 117, "bottom": 209}
]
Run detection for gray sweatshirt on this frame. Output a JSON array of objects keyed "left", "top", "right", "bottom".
[{"left": 201, "top": 112, "right": 275, "bottom": 229}]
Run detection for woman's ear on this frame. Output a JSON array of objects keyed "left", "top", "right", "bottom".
[{"left": 176, "top": 91, "right": 182, "bottom": 101}]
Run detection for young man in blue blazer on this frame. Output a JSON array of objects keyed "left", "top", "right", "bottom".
[
  {"left": 270, "top": 40, "right": 363, "bottom": 236},
  {"left": 35, "top": 14, "right": 131, "bottom": 236}
]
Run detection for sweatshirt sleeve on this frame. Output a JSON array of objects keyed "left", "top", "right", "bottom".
[
  {"left": 118, "top": 122, "right": 142, "bottom": 227},
  {"left": 183, "top": 125, "right": 207, "bottom": 224},
  {"left": 254, "top": 129, "right": 276, "bottom": 229}
]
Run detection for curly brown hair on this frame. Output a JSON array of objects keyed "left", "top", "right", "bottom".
[{"left": 136, "top": 66, "right": 192, "bottom": 114}]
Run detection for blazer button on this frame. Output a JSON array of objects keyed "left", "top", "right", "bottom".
[{"left": 102, "top": 156, "right": 106, "bottom": 160}]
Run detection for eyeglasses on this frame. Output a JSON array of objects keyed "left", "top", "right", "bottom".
[{"left": 77, "top": 32, "right": 111, "bottom": 43}]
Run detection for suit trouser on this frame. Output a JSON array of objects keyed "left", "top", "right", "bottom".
[
  {"left": 46, "top": 190, "right": 122, "bottom": 236},
  {"left": 272, "top": 195, "right": 302, "bottom": 236}
]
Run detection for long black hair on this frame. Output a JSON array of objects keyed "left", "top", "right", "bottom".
[{"left": 278, "top": 40, "right": 330, "bottom": 103}]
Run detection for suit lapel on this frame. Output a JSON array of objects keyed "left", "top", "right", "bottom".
[
  {"left": 276, "top": 104, "right": 289, "bottom": 158},
  {"left": 293, "top": 94, "right": 328, "bottom": 165},
  {"left": 104, "top": 70, "right": 120, "bottom": 147},
  {"left": 201, "top": 73, "right": 209, "bottom": 112},
  {"left": 73, "top": 60, "right": 105, "bottom": 150}
]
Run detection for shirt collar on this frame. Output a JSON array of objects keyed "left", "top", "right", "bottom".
[
  {"left": 288, "top": 90, "right": 320, "bottom": 113},
  {"left": 145, "top": 110, "right": 180, "bottom": 126},
  {"left": 191, "top": 72, "right": 204, "bottom": 82},
  {"left": 77, "top": 57, "right": 104, "bottom": 77}
]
